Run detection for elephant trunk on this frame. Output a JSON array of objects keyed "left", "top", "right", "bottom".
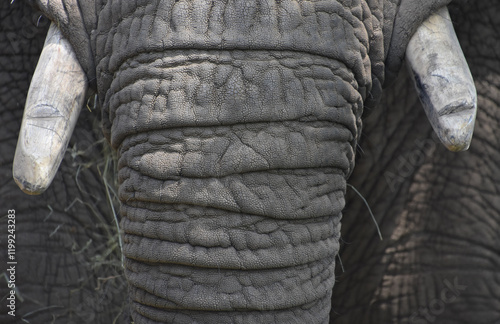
[{"left": 105, "top": 50, "right": 361, "bottom": 323}]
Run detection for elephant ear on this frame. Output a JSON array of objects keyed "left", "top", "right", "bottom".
[
  {"left": 384, "top": 0, "right": 453, "bottom": 86},
  {"left": 28, "top": 0, "right": 97, "bottom": 89}
]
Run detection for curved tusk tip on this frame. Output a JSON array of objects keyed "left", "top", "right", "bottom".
[
  {"left": 433, "top": 101, "right": 476, "bottom": 152},
  {"left": 13, "top": 176, "right": 47, "bottom": 195},
  {"left": 12, "top": 136, "right": 60, "bottom": 195}
]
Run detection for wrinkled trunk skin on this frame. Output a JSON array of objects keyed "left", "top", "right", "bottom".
[
  {"left": 96, "top": 2, "right": 371, "bottom": 323},
  {"left": 111, "top": 51, "right": 357, "bottom": 322}
]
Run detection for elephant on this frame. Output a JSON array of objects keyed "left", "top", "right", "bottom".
[{"left": 0, "top": 1, "right": 498, "bottom": 324}]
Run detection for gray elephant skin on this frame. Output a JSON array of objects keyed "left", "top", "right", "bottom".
[{"left": 0, "top": 1, "right": 498, "bottom": 323}]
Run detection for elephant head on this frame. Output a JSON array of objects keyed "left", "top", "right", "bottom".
[{"left": 11, "top": 1, "right": 478, "bottom": 323}]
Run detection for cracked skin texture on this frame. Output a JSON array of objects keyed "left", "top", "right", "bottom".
[{"left": 10, "top": 1, "right": 500, "bottom": 323}]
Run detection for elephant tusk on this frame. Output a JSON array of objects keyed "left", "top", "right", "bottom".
[
  {"left": 406, "top": 6, "right": 477, "bottom": 152},
  {"left": 13, "top": 22, "right": 88, "bottom": 195}
]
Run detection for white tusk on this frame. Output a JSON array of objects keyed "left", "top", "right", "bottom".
[
  {"left": 406, "top": 6, "right": 477, "bottom": 152},
  {"left": 13, "top": 22, "right": 88, "bottom": 195}
]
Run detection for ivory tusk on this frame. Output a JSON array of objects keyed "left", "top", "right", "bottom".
[
  {"left": 406, "top": 6, "right": 477, "bottom": 152},
  {"left": 13, "top": 22, "right": 88, "bottom": 195}
]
